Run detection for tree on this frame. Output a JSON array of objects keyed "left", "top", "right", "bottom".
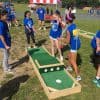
[{"left": 62, "top": 0, "right": 76, "bottom": 8}]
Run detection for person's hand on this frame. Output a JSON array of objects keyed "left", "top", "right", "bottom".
[
  {"left": 29, "top": 29, "right": 31, "bottom": 33},
  {"left": 5, "top": 45, "right": 10, "bottom": 50},
  {"left": 96, "top": 46, "right": 100, "bottom": 53}
]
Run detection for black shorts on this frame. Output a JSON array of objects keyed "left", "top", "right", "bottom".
[{"left": 93, "top": 50, "right": 100, "bottom": 66}]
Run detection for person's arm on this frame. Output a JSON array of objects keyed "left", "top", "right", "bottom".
[
  {"left": 32, "top": 26, "right": 37, "bottom": 33},
  {"left": 96, "top": 38, "right": 100, "bottom": 52},
  {"left": 0, "top": 35, "right": 10, "bottom": 49},
  {"left": 36, "top": 8, "right": 39, "bottom": 19},
  {"left": 66, "top": 30, "right": 70, "bottom": 44}
]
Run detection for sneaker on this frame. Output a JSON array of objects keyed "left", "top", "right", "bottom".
[
  {"left": 43, "top": 27, "right": 46, "bottom": 30},
  {"left": 76, "top": 76, "right": 82, "bottom": 81},
  {"left": 4, "top": 70, "right": 14, "bottom": 74},
  {"left": 93, "top": 78, "right": 98, "bottom": 84},
  {"left": 97, "top": 79, "right": 100, "bottom": 88},
  {"left": 60, "top": 56, "right": 63, "bottom": 61},
  {"left": 33, "top": 45, "right": 37, "bottom": 48},
  {"left": 28, "top": 46, "right": 31, "bottom": 49},
  {"left": 66, "top": 66, "right": 73, "bottom": 71},
  {"left": 39, "top": 27, "right": 42, "bottom": 30}
]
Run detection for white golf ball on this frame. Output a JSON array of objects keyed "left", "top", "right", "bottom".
[
  {"left": 56, "top": 79, "right": 62, "bottom": 84},
  {"left": 56, "top": 67, "right": 60, "bottom": 71},
  {"left": 50, "top": 68, "right": 54, "bottom": 71},
  {"left": 44, "top": 69, "right": 48, "bottom": 72}
]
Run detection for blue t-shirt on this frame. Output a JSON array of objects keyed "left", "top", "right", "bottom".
[
  {"left": 67, "top": 23, "right": 77, "bottom": 37},
  {"left": 36, "top": 7, "right": 46, "bottom": 20},
  {"left": 91, "top": 30, "right": 100, "bottom": 49},
  {"left": 67, "top": 23, "right": 81, "bottom": 50},
  {"left": 23, "top": 17, "right": 34, "bottom": 29},
  {"left": 50, "top": 20, "right": 61, "bottom": 39},
  {"left": 0, "top": 21, "right": 11, "bottom": 48},
  {"left": 6, "top": 7, "right": 11, "bottom": 15},
  {"left": 10, "top": 10, "right": 16, "bottom": 19}
]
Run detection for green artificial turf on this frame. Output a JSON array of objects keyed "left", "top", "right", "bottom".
[
  {"left": 41, "top": 69, "right": 74, "bottom": 90},
  {"left": 28, "top": 47, "right": 60, "bottom": 66}
]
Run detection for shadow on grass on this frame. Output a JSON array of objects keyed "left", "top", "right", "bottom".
[
  {"left": 10, "top": 55, "right": 29, "bottom": 69},
  {"left": 37, "top": 39, "right": 47, "bottom": 46},
  {"left": 77, "top": 53, "right": 82, "bottom": 66},
  {"left": 0, "top": 75, "right": 29, "bottom": 100}
]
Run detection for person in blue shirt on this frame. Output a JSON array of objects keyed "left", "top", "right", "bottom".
[
  {"left": 10, "top": 7, "right": 19, "bottom": 26},
  {"left": 36, "top": 5, "right": 46, "bottom": 30},
  {"left": 65, "top": 13, "right": 81, "bottom": 81},
  {"left": 5, "top": 5, "right": 11, "bottom": 27},
  {"left": 23, "top": 11, "right": 37, "bottom": 48},
  {"left": 49, "top": 10, "right": 65, "bottom": 61},
  {"left": 0, "top": 9, "right": 13, "bottom": 74},
  {"left": 91, "top": 30, "right": 100, "bottom": 88}
]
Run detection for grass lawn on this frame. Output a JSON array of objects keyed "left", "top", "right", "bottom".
[{"left": 0, "top": 3, "right": 100, "bottom": 100}]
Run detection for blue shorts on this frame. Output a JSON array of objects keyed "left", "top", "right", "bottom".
[
  {"left": 70, "top": 37, "right": 81, "bottom": 52},
  {"left": 58, "top": 28, "right": 62, "bottom": 38},
  {"left": 39, "top": 18, "right": 44, "bottom": 21},
  {"left": 11, "top": 15, "right": 16, "bottom": 20},
  {"left": 49, "top": 29, "right": 60, "bottom": 40}
]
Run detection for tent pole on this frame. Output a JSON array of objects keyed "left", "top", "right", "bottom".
[{"left": 56, "top": 4, "right": 58, "bottom": 10}]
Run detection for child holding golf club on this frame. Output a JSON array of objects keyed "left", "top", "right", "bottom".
[
  {"left": 0, "top": 9, "right": 13, "bottom": 74},
  {"left": 23, "top": 11, "right": 37, "bottom": 48},
  {"left": 65, "top": 13, "right": 81, "bottom": 81},
  {"left": 49, "top": 10, "right": 65, "bottom": 61},
  {"left": 91, "top": 30, "right": 100, "bottom": 88}
]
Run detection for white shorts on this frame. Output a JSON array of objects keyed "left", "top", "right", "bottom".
[
  {"left": 49, "top": 36, "right": 58, "bottom": 40},
  {"left": 70, "top": 49, "right": 77, "bottom": 53}
]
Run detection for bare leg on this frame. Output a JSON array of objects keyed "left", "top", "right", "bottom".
[
  {"left": 55, "top": 39, "right": 63, "bottom": 60},
  {"left": 50, "top": 39, "right": 54, "bottom": 56},
  {"left": 97, "top": 65, "right": 100, "bottom": 78},
  {"left": 70, "top": 52, "right": 80, "bottom": 76}
]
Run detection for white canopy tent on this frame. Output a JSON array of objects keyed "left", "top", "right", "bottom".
[
  {"left": 29, "top": 0, "right": 57, "bottom": 4},
  {"left": 29, "top": 0, "right": 62, "bottom": 9}
]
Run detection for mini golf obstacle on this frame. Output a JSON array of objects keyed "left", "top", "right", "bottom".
[{"left": 27, "top": 46, "right": 81, "bottom": 100}]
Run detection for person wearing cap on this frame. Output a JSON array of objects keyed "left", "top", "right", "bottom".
[
  {"left": 49, "top": 10, "right": 65, "bottom": 61},
  {"left": 65, "top": 12, "right": 81, "bottom": 81},
  {"left": 0, "top": 9, "right": 13, "bottom": 74},
  {"left": 91, "top": 30, "right": 100, "bottom": 88}
]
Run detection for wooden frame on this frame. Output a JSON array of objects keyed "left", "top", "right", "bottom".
[
  {"left": 35, "top": 59, "right": 64, "bottom": 69},
  {"left": 27, "top": 47, "right": 81, "bottom": 100}
]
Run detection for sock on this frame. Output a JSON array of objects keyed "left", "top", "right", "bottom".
[{"left": 96, "top": 76, "right": 100, "bottom": 80}]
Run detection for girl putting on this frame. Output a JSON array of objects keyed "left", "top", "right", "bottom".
[
  {"left": 49, "top": 10, "right": 65, "bottom": 61},
  {"left": 91, "top": 30, "right": 100, "bottom": 88},
  {"left": 23, "top": 11, "right": 37, "bottom": 48},
  {"left": 65, "top": 13, "right": 81, "bottom": 81}
]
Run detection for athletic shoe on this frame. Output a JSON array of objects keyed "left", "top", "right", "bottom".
[
  {"left": 4, "top": 69, "right": 14, "bottom": 74},
  {"left": 33, "top": 45, "right": 37, "bottom": 48},
  {"left": 66, "top": 66, "right": 73, "bottom": 71},
  {"left": 39, "top": 27, "right": 42, "bottom": 30},
  {"left": 60, "top": 56, "right": 63, "bottom": 61},
  {"left": 28, "top": 46, "right": 31, "bottom": 49},
  {"left": 97, "top": 79, "right": 100, "bottom": 88},
  {"left": 93, "top": 78, "right": 98, "bottom": 84},
  {"left": 76, "top": 76, "right": 82, "bottom": 81},
  {"left": 43, "top": 27, "right": 46, "bottom": 30}
]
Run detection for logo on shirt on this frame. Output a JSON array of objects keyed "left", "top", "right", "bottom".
[
  {"left": 40, "top": 10, "right": 43, "bottom": 13},
  {"left": 28, "top": 20, "right": 32, "bottom": 28}
]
